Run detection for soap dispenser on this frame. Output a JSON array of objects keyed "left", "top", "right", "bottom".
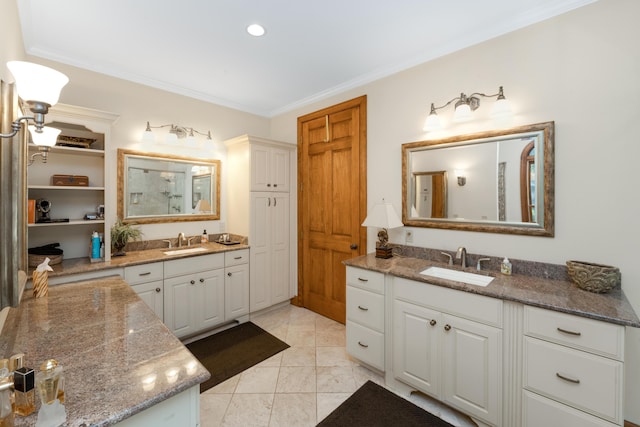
[
  {"left": 201, "top": 229, "right": 209, "bottom": 244},
  {"left": 501, "top": 257, "right": 512, "bottom": 275}
]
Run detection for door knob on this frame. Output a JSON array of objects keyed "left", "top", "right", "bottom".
[{"left": 350, "top": 244, "right": 358, "bottom": 250}]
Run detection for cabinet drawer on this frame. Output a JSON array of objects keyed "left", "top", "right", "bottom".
[
  {"left": 225, "top": 249, "right": 249, "bottom": 267},
  {"left": 347, "top": 286, "right": 384, "bottom": 332},
  {"left": 164, "top": 253, "right": 224, "bottom": 278},
  {"left": 523, "top": 305, "right": 624, "bottom": 360},
  {"left": 124, "top": 262, "right": 163, "bottom": 285},
  {"left": 346, "top": 267, "right": 384, "bottom": 294},
  {"left": 346, "top": 321, "right": 384, "bottom": 371},
  {"left": 394, "top": 277, "right": 502, "bottom": 327},
  {"left": 523, "top": 391, "right": 619, "bottom": 427},
  {"left": 523, "top": 337, "right": 623, "bottom": 424}
]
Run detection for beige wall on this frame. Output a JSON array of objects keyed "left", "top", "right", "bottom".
[
  {"left": 271, "top": 0, "right": 640, "bottom": 421},
  {"left": 0, "top": 0, "right": 25, "bottom": 79}
]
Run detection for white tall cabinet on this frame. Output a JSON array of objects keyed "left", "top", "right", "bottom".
[{"left": 225, "top": 135, "right": 297, "bottom": 313}]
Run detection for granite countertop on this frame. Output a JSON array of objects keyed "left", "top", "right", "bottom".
[
  {"left": 1, "top": 276, "right": 210, "bottom": 427},
  {"left": 32, "top": 241, "right": 250, "bottom": 279},
  {"left": 344, "top": 254, "right": 640, "bottom": 328}
]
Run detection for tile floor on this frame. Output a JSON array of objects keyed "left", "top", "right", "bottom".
[
  {"left": 199, "top": 304, "right": 475, "bottom": 427},
  {"left": 199, "top": 304, "right": 383, "bottom": 427}
]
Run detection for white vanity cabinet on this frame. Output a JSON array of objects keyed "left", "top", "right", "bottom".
[
  {"left": 125, "top": 262, "right": 164, "bottom": 320},
  {"left": 392, "top": 277, "right": 503, "bottom": 426},
  {"left": 224, "top": 249, "right": 250, "bottom": 321},
  {"left": 522, "top": 306, "right": 625, "bottom": 426},
  {"left": 345, "top": 267, "right": 385, "bottom": 371},
  {"left": 163, "top": 254, "right": 225, "bottom": 338},
  {"left": 226, "top": 135, "right": 297, "bottom": 314}
]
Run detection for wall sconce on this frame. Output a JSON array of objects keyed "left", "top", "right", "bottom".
[
  {"left": 0, "top": 61, "right": 69, "bottom": 164},
  {"left": 362, "top": 199, "right": 404, "bottom": 259},
  {"left": 424, "top": 86, "right": 512, "bottom": 131},
  {"left": 455, "top": 170, "right": 466, "bottom": 186},
  {"left": 141, "top": 122, "right": 212, "bottom": 147}
]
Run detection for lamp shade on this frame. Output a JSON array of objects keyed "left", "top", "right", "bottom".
[
  {"left": 362, "top": 201, "right": 403, "bottom": 229},
  {"left": 453, "top": 103, "right": 472, "bottom": 122},
  {"left": 491, "top": 97, "right": 512, "bottom": 118},
  {"left": 423, "top": 113, "right": 442, "bottom": 131},
  {"left": 28, "top": 125, "right": 60, "bottom": 147},
  {"left": 195, "top": 199, "right": 211, "bottom": 213},
  {"left": 7, "top": 61, "right": 68, "bottom": 106}
]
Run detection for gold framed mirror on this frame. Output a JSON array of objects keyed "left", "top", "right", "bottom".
[
  {"left": 402, "top": 122, "right": 554, "bottom": 236},
  {"left": 117, "top": 149, "right": 221, "bottom": 224}
]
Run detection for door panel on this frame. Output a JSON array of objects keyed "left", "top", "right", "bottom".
[{"left": 298, "top": 96, "right": 366, "bottom": 323}]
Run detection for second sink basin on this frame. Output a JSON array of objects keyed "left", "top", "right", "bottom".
[
  {"left": 420, "top": 266, "right": 494, "bottom": 287},
  {"left": 163, "top": 247, "right": 208, "bottom": 256}
]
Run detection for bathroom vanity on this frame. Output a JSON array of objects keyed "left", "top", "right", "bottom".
[{"left": 345, "top": 254, "right": 639, "bottom": 427}]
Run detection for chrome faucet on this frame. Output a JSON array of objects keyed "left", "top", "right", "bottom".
[
  {"left": 177, "top": 232, "right": 186, "bottom": 247},
  {"left": 456, "top": 247, "right": 467, "bottom": 268}
]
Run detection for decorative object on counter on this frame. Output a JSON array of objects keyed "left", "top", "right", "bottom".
[
  {"left": 501, "top": 257, "right": 512, "bottom": 275},
  {"left": 35, "top": 359, "right": 66, "bottom": 427},
  {"left": 423, "top": 85, "right": 512, "bottom": 132},
  {"left": 14, "top": 366, "right": 35, "bottom": 416},
  {"left": 50, "top": 174, "right": 88, "bottom": 186},
  {"left": 0, "top": 368, "right": 14, "bottom": 427},
  {"left": 566, "top": 260, "right": 621, "bottom": 293},
  {"left": 110, "top": 218, "right": 142, "bottom": 257},
  {"left": 28, "top": 243, "right": 63, "bottom": 268},
  {"left": 201, "top": 229, "right": 209, "bottom": 244},
  {"left": 362, "top": 199, "right": 404, "bottom": 259},
  {"left": 32, "top": 257, "right": 54, "bottom": 298}
]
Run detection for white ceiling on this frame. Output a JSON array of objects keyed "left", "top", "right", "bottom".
[{"left": 16, "top": 0, "right": 594, "bottom": 117}]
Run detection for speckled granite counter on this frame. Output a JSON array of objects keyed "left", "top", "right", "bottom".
[
  {"left": 1, "top": 276, "right": 210, "bottom": 426},
  {"left": 30, "top": 241, "right": 249, "bottom": 279},
  {"left": 344, "top": 254, "right": 640, "bottom": 327}
]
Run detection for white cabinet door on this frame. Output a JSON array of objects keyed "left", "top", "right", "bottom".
[
  {"left": 198, "top": 269, "right": 225, "bottom": 332},
  {"left": 225, "top": 263, "right": 249, "bottom": 321},
  {"left": 131, "top": 280, "right": 164, "bottom": 320},
  {"left": 393, "top": 299, "right": 440, "bottom": 396},
  {"left": 269, "top": 146, "right": 290, "bottom": 192},
  {"left": 250, "top": 145, "right": 290, "bottom": 192},
  {"left": 442, "top": 313, "right": 502, "bottom": 426},
  {"left": 164, "top": 274, "right": 195, "bottom": 337},
  {"left": 250, "top": 193, "right": 290, "bottom": 312}
]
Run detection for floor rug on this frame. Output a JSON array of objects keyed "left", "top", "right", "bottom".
[
  {"left": 186, "top": 322, "right": 289, "bottom": 393},
  {"left": 317, "top": 380, "right": 455, "bottom": 427}
]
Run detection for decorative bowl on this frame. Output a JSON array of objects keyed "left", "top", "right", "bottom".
[{"left": 566, "top": 260, "right": 620, "bottom": 293}]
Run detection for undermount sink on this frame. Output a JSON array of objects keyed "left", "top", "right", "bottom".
[
  {"left": 163, "top": 247, "right": 208, "bottom": 256},
  {"left": 420, "top": 266, "right": 494, "bottom": 287}
]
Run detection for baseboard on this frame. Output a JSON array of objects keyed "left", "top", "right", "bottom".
[{"left": 625, "top": 421, "right": 640, "bottom": 427}]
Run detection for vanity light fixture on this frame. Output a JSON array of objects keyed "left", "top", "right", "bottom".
[
  {"left": 141, "top": 122, "right": 212, "bottom": 146},
  {"left": 455, "top": 169, "right": 466, "bottom": 186},
  {"left": 362, "top": 199, "right": 404, "bottom": 259},
  {"left": 0, "top": 61, "right": 69, "bottom": 165},
  {"left": 424, "top": 86, "right": 512, "bottom": 131}
]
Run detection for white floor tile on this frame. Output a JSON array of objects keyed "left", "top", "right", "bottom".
[{"left": 269, "top": 393, "right": 316, "bottom": 427}]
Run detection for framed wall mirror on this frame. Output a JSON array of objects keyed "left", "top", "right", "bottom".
[
  {"left": 402, "top": 121, "right": 554, "bottom": 236},
  {"left": 117, "top": 149, "right": 221, "bottom": 224}
]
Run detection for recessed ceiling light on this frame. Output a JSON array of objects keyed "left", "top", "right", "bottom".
[{"left": 247, "top": 24, "right": 265, "bottom": 37}]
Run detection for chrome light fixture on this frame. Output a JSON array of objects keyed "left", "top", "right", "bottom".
[
  {"left": 362, "top": 199, "right": 404, "bottom": 259},
  {"left": 424, "top": 86, "right": 512, "bottom": 131},
  {"left": 142, "top": 122, "right": 212, "bottom": 147}
]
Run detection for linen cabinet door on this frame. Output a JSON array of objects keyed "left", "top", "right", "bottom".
[
  {"left": 441, "top": 313, "right": 502, "bottom": 427},
  {"left": 393, "top": 299, "right": 440, "bottom": 397}
]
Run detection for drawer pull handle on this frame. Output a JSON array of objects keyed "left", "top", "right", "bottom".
[
  {"left": 139, "top": 272, "right": 151, "bottom": 276},
  {"left": 444, "top": 324, "right": 451, "bottom": 331},
  {"left": 556, "top": 372, "right": 580, "bottom": 384},
  {"left": 357, "top": 277, "right": 369, "bottom": 282},
  {"left": 430, "top": 319, "right": 437, "bottom": 326},
  {"left": 234, "top": 256, "right": 242, "bottom": 260},
  {"left": 357, "top": 305, "right": 369, "bottom": 311},
  {"left": 358, "top": 341, "right": 369, "bottom": 348},
  {"left": 557, "top": 327, "right": 581, "bottom": 336}
]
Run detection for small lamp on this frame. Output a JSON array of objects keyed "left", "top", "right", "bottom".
[
  {"left": 194, "top": 199, "right": 211, "bottom": 213},
  {"left": 362, "top": 200, "right": 403, "bottom": 259}
]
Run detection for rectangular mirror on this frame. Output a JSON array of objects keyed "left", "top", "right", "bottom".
[
  {"left": 402, "top": 122, "right": 554, "bottom": 236},
  {"left": 117, "top": 149, "right": 221, "bottom": 224}
]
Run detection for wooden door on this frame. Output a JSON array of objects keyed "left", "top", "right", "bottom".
[{"left": 297, "top": 96, "right": 367, "bottom": 323}]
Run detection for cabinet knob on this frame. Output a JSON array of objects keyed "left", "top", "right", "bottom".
[
  {"left": 267, "top": 183, "right": 272, "bottom": 187},
  {"left": 228, "top": 272, "right": 232, "bottom": 277},
  {"left": 444, "top": 324, "right": 451, "bottom": 331},
  {"left": 199, "top": 278, "right": 205, "bottom": 283},
  {"left": 155, "top": 287, "right": 161, "bottom": 293},
  {"left": 190, "top": 280, "right": 196, "bottom": 285},
  {"left": 274, "top": 184, "right": 278, "bottom": 187},
  {"left": 430, "top": 319, "right": 437, "bottom": 326}
]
